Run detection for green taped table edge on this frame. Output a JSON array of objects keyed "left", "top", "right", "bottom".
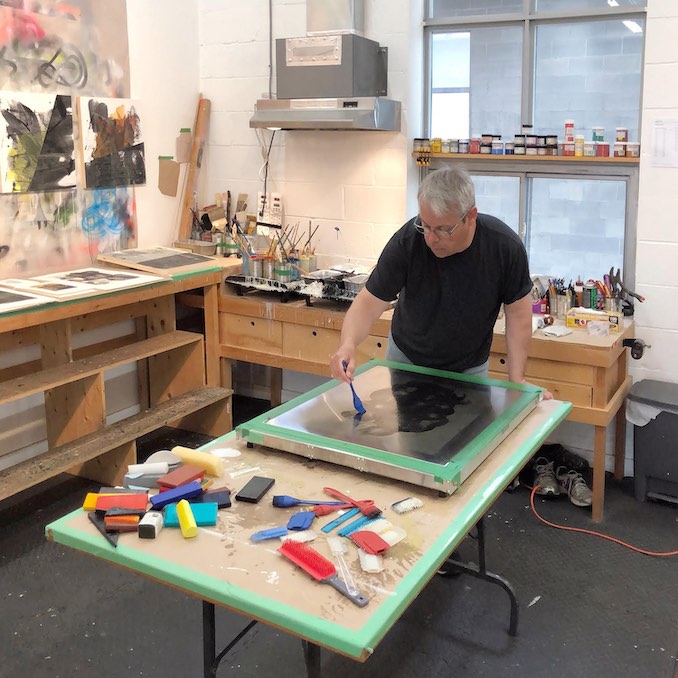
[
  {"left": 235, "top": 359, "right": 542, "bottom": 482},
  {"left": 46, "top": 401, "right": 571, "bottom": 660}
]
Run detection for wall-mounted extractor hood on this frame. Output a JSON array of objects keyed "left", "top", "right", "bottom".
[
  {"left": 249, "top": 96, "right": 401, "bottom": 131},
  {"left": 249, "top": 1, "right": 401, "bottom": 133}
]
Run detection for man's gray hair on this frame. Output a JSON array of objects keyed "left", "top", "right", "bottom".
[{"left": 417, "top": 167, "right": 475, "bottom": 217}]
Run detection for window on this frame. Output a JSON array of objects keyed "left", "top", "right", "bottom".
[{"left": 424, "top": 2, "right": 645, "bottom": 284}]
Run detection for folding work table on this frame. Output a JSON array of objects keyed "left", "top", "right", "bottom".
[{"left": 46, "top": 375, "right": 570, "bottom": 677}]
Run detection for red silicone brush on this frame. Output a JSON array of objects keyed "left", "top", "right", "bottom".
[
  {"left": 324, "top": 487, "right": 381, "bottom": 519},
  {"left": 278, "top": 540, "right": 368, "bottom": 608}
]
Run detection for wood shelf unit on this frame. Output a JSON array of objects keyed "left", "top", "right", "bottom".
[
  {"left": 0, "top": 270, "right": 233, "bottom": 501},
  {"left": 412, "top": 151, "right": 639, "bottom": 165}
]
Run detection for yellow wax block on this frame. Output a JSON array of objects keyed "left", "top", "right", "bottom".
[
  {"left": 171, "top": 445, "right": 223, "bottom": 477},
  {"left": 176, "top": 499, "right": 198, "bottom": 539},
  {"left": 83, "top": 492, "right": 99, "bottom": 511}
]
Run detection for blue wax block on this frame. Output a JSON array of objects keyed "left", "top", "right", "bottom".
[
  {"left": 192, "top": 489, "right": 231, "bottom": 509},
  {"left": 165, "top": 502, "right": 218, "bottom": 527},
  {"left": 287, "top": 511, "right": 315, "bottom": 531},
  {"left": 150, "top": 481, "right": 203, "bottom": 510}
]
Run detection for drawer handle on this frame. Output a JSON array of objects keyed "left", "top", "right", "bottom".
[
  {"left": 250, "top": 321, "right": 255, "bottom": 327},
  {"left": 312, "top": 330, "right": 317, "bottom": 336},
  {"left": 377, "top": 342, "right": 382, "bottom": 348},
  {"left": 500, "top": 358, "right": 506, "bottom": 365}
]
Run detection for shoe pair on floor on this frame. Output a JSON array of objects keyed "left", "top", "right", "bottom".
[{"left": 533, "top": 457, "right": 593, "bottom": 507}]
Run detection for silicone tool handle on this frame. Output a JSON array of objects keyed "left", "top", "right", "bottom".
[
  {"left": 251, "top": 526, "right": 289, "bottom": 541},
  {"left": 327, "top": 536, "right": 359, "bottom": 597},
  {"left": 342, "top": 360, "right": 366, "bottom": 414},
  {"left": 321, "top": 507, "right": 360, "bottom": 533},
  {"left": 324, "top": 573, "right": 368, "bottom": 607}
]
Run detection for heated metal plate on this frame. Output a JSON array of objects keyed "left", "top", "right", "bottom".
[{"left": 236, "top": 360, "right": 541, "bottom": 494}]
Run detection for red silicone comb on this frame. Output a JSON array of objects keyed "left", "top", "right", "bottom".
[{"left": 278, "top": 540, "right": 368, "bottom": 607}]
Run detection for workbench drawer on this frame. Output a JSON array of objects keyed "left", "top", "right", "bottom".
[
  {"left": 488, "top": 371, "right": 592, "bottom": 407},
  {"left": 490, "top": 353, "right": 595, "bottom": 386},
  {"left": 282, "top": 325, "right": 387, "bottom": 364},
  {"left": 219, "top": 313, "right": 282, "bottom": 354}
]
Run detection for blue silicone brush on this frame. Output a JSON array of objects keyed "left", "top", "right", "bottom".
[{"left": 342, "top": 360, "right": 366, "bottom": 415}]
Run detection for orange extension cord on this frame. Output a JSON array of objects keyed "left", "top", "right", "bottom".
[{"left": 529, "top": 486, "right": 678, "bottom": 557}]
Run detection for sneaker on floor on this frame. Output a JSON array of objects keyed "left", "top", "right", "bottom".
[
  {"left": 556, "top": 466, "right": 593, "bottom": 507},
  {"left": 533, "top": 457, "right": 560, "bottom": 495}
]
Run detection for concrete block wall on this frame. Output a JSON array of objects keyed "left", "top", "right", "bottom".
[
  {"left": 198, "top": 0, "right": 418, "bottom": 268},
  {"left": 632, "top": 0, "right": 678, "bottom": 387},
  {"left": 192, "top": 0, "right": 676, "bottom": 474}
]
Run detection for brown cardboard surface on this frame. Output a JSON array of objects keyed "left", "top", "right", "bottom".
[{"left": 62, "top": 400, "right": 566, "bottom": 637}]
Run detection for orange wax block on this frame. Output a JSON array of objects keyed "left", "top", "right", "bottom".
[{"left": 104, "top": 515, "right": 140, "bottom": 532}]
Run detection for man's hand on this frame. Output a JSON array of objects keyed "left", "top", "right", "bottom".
[{"left": 330, "top": 345, "right": 354, "bottom": 383}]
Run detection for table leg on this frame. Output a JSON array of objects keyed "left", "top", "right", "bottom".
[
  {"left": 301, "top": 640, "right": 321, "bottom": 678},
  {"left": 203, "top": 601, "right": 216, "bottom": 678},
  {"left": 442, "top": 518, "right": 519, "bottom": 636},
  {"left": 202, "top": 600, "right": 258, "bottom": 677},
  {"left": 270, "top": 367, "right": 283, "bottom": 407},
  {"left": 614, "top": 400, "right": 627, "bottom": 482},
  {"left": 592, "top": 425, "right": 607, "bottom": 523},
  {"left": 220, "top": 357, "right": 233, "bottom": 391}
]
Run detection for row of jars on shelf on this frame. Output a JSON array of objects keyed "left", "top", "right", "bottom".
[{"left": 414, "top": 136, "right": 640, "bottom": 158}]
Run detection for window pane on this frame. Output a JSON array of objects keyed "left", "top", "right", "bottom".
[
  {"left": 533, "top": 19, "right": 643, "bottom": 142},
  {"left": 429, "top": 26, "right": 522, "bottom": 140},
  {"left": 431, "top": 93, "right": 470, "bottom": 139},
  {"left": 432, "top": 33, "right": 470, "bottom": 88},
  {"left": 527, "top": 178, "right": 626, "bottom": 283},
  {"left": 429, "top": 0, "right": 523, "bottom": 18},
  {"left": 471, "top": 175, "right": 521, "bottom": 234},
  {"left": 537, "top": 0, "right": 644, "bottom": 10}
]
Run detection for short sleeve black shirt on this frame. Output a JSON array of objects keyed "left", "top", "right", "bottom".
[{"left": 366, "top": 213, "right": 532, "bottom": 372}]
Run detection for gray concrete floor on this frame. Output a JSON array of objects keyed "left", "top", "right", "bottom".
[{"left": 1, "top": 397, "right": 676, "bottom": 678}]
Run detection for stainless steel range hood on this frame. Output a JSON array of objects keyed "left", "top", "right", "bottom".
[{"left": 249, "top": 96, "right": 401, "bottom": 131}]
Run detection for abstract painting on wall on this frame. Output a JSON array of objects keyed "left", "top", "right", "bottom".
[
  {"left": 80, "top": 97, "right": 146, "bottom": 189},
  {"left": 0, "top": 92, "right": 75, "bottom": 193},
  {"left": 81, "top": 187, "right": 137, "bottom": 254},
  {"left": 0, "top": 188, "right": 93, "bottom": 278}
]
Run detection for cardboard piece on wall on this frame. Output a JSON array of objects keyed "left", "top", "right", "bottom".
[{"left": 158, "top": 156, "right": 180, "bottom": 196}]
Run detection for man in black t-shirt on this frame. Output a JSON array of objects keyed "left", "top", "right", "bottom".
[{"left": 330, "top": 166, "right": 551, "bottom": 399}]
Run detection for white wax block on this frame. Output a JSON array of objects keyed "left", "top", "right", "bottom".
[
  {"left": 357, "top": 548, "right": 383, "bottom": 573},
  {"left": 128, "top": 462, "right": 169, "bottom": 475}
]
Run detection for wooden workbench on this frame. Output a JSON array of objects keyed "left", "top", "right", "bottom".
[
  {"left": 0, "top": 268, "right": 232, "bottom": 500},
  {"left": 217, "top": 286, "right": 633, "bottom": 522}
]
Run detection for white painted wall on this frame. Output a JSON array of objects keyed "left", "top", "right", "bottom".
[
  {"left": 192, "top": 0, "right": 677, "bottom": 473},
  {"left": 127, "top": 0, "right": 200, "bottom": 246}
]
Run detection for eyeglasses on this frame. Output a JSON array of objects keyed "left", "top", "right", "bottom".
[{"left": 413, "top": 209, "right": 472, "bottom": 239}]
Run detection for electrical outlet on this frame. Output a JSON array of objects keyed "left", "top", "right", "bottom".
[{"left": 257, "top": 192, "right": 283, "bottom": 228}]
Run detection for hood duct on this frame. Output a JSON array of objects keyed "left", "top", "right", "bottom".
[{"left": 249, "top": 2, "right": 401, "bottom": 132}]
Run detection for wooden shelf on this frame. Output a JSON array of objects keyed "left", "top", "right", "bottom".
[
  {"left": 0, "top": 330, "right": 203, "bottom": 405},
  {"left": 0, "top": 386, "right": 233, "bottom": 499},
  {"left": 413, "top": 151, "right": 639, "bottom": 165},
  {"left": 0, "top": 271, "right": 230, "bottom": 501}
]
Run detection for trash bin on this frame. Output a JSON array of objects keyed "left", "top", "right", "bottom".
[{"left": 626, "top": 379, "right": 678, "bottom": 503}]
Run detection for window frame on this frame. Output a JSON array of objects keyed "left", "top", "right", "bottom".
[{"left": 422, "top": 1, "right": 646, "bottom": 289}]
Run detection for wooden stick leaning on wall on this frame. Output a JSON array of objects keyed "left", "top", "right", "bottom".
[{"left": 177, "top": 98, "right": 211, "bottom": 241}]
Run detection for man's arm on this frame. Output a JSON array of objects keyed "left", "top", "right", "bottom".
[
  {"left": 330, "top": 288, "right": 390, "bottom": 382},
  {"left": 504, "top": 293, "right": 553, "bottom": 399}
]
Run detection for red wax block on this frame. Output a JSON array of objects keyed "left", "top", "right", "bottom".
[
  {"left": 157, "top": 464, "right": 205, "bottom": 489},
  {"left": 95, "top": 493, "right": 149, "bottom": 512}
]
